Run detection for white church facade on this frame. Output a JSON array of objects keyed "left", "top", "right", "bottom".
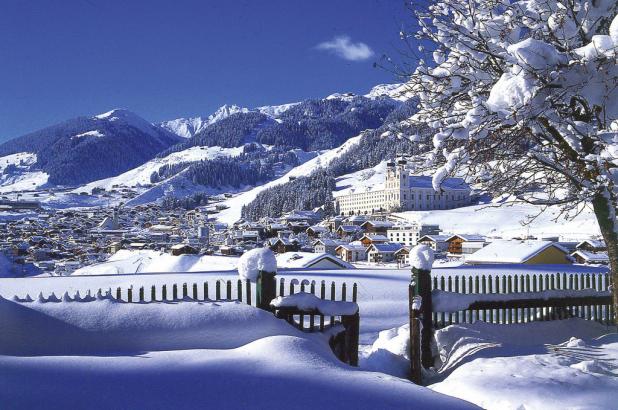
[{"left": 334, "top": 159, "right": 471, "bottom": 216}]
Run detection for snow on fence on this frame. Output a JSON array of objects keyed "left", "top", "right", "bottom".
[{"left": 408, "top": 269, "right": 614, "bottom": 385}]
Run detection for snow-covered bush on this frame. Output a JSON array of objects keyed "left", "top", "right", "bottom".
[
  {"left": 237, "top": 247, "right": 277, "bottom": 282},
  {"left": 401, "top": 0, "right": 618, "bottom": 321}
]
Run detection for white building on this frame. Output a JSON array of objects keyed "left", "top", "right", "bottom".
[
  {"left": 387, "top": 223, "right": 441, "bottom": 246},
  {"left": 334, "top": 159, "right": 471, "bottom": 216}
]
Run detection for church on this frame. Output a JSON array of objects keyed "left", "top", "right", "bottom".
[{"left": 334, "top": 158, "right": 471, "bottom": 216}]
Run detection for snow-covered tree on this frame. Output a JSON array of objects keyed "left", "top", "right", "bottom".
[{"left": 402, "top": 0, "right": 618, "bottom": 320}]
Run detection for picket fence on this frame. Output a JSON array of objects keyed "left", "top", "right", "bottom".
[
  {"left": 109, "top": 277, "right": 358, "bottom": 332},
  {"left": 430, "top": 272, "right": 614, "bottom": 327}
]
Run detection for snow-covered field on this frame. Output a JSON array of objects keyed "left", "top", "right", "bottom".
[
  {"left": 0, "top": 262, "right": 614, "bottom": 409},
  {"left": 0, "top": 152, "right": 49, "bottom": 194}
]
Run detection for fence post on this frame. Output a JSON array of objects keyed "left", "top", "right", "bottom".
[
  {"left": 415, "top": 266, "right": 433, "bottom": 370},
  {"left": 256, "top": 270, "right": 277, "bottom": 311},
  {"left": 409, "top": 274, "right": 422, "bottom": 384}
]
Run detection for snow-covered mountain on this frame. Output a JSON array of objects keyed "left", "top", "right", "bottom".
[
  {"left": 160, "top": 104, "right": 250, "bottom": 139},
  {"left": 0, "top": 109, "right": 181, "bottom": 186}
]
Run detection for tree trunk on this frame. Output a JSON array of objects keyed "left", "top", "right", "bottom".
[{"left": 591, "top": 193, "right": 618, "bottom": 325}]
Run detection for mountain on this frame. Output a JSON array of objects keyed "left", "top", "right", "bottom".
[
  {"left": 160, "top": 104, "right": 250, "bottom": 139},
  {"left": 0, "top": 109, "right": 181, "bottom": 186}
]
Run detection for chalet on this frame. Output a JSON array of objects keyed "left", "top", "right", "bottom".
[
  {"left": 267, "top": 237, "right": 300, "bottom": 254},
  {"left": 313, "top": 238, "right": 345, "bottom": 255},
  {"left": 306, "top": 225, "right": 330, "bottom": 238},
  {"left": 575, "top": 240, "right": 607, "bottom": 253},
  {"left": 367, "top": 243, "right": 403, "bottom": 263},
  {"left": 446, "top": 234, "right": 486, "bottom": 256},
  {"left": 170, "top": 244, "right": 199, "bottom": 256},
  {"left": 275, "top": 252, "right": 354, "bottom": 270},
  {"left": 359, "top": 234, "right": 389, "bottom": 248},
  {"left": 571, "top": 250, "right": 609, "bottom": 265},
  {"left": 360, "top": 220, "right": 394, "bottom": 234},
  {"left": 335, "top": 225, "right": 361, "bottom": 238},
  {"left": 418, "top": 235, "right": 451, "bottom": 253},
  {"left": 335, "top": 243, "right": 367, "bottom": 262},
  {"left": 465, "top": 240, "right": 571, "bottom": 265},
  {"left": 394, "top": 246, "right": 411, "bottom": 265}
]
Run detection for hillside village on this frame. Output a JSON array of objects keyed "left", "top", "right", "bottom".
[{"left": 0, "top": 159, "right": 609, "bottom": 277}]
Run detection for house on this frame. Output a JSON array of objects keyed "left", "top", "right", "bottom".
[
  {"left": 394, "top": 246, "right": 411, "bottom": 266},
  {"left": 335, "top": 243, "right": 367, "bottom": 262},
  {"left": 418, "top": 235, "right": 451, "bottom": 254},
  {"left": 306, "top": 225, "right": 330, "bottom": 238},
  {"left": 465, "top": 240, "right": 572, "bottom": 265},
  {"left": 335, "top": 225, "right": 361, "bottom": 238},
  {"left": 367, "top": 243, "right": 403, "bottom": 263},
  {"left": 360, "top": 220, "right": 394, "bottom": 234},
  {"left": 275, "top": 252, "right": 354, "bottom": 270},
  {"left": 170, "top": 244, "right": 199, "bottom": 256},
  {"left": 267, "top": 237, "right": 300, "bottom": 254},
  {"left": 313, "top": 238, "right": 345, "bottom": 255},
  {"left": 571, "top": 250, "right": 609, "bottom": 265},
  {"left": 387, "top": 223, "right": 440, "bottom": 246},
  {"left": 575, "top": 240, "right": 607, "bottom": 253},
  {"left": 359, "top": 234, "right": 389, "bottom": 248},
  {"left": 446, "top": 234, "right": 486, "bottom": 256}
]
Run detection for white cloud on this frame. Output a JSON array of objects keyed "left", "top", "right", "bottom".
[{"left": 316, "top": 36, "right": 374, "bottom": 62}]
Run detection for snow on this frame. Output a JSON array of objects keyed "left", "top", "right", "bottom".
[
  {"left": 410, "top": 245, "right": 435, "bottom": 271},
  {"left": 0, "top": 291, "right": 477, "bottom": 409},
  {"left": 276, "top": 252, "right": 354, "bottom": 269},
  {"left": 485, "top": 71, "right": 537, "bottom": 115},
  {"left": 160, "top": 104, "right": 249, "bottom": 138},
  {"left": 431, "top": 288, "right": 610, "bottom": 313},
  {"left": 72, "top": 130, "right": 104, "bottom": 139},
  {"left": 394, "top": 202, "right": 601, "bottom": 239},
  {"left": 430, "top": 321, "right": 618, "bottom": 410},
  {"left": 215, "top": 133, "right": 364, "bottom": 224},
  {"left": 0, "top": 152, "right": 49, "bottom": 193},
  {"left": 237, "top": 247, "right": 277, "bottom": 282},
  {"left": 271, "top": 292, "right": 359, "bottom": 316},
  {"left": 464, "top": 240, "right": 567, "bottom": 264},
  {"left": 506, "top": 39, "right": 566, "bottom": 71},
  {"left": 80, "top": 145, "right": 245, "bottom": 191}
]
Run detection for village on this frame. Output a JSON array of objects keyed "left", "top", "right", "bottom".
[{"left": 0, "top": 164, "right": 610, "bottom": 277}]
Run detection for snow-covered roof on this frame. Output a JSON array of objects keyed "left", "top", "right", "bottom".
[
  {"left": 571, "top": 250, "right": 609, "bottom": 263},
  {"left": 407, "top": 176, "right": 469, "bottom": 190},
  {"left": 275, "top": 252, "right": 353, "bottom": 269},
  {"left": 360, "top": 220, "right": 394, "bottom": 228},
  {"left": 465, "top": 240, "right": 568, "bottom": 264},
  {"left": 419, "top": 235, "right": 451, "bottom": 243},
  {"left": 367, "top": 243, "right": 403, "bottom": 253},
  {"left": 446, "top": 234, "right": 486, "bottom": 242},
  {"left": 335, "top": 243, "right": 367, "bottom": 252},
  {"left": 576, "top": 239, "right": 606, "bottom": 249},
  {"left": 360, "top": 234, "right": 389, "bottom": 242}
]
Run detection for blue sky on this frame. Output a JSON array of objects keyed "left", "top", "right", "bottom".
[{"left": 0, "top": 0, "right": 412, "bottom": 142}]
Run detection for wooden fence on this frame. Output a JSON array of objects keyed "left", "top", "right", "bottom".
[
  {"left": 429, "top": 272, "right": 614, "bottom": 327},
  {"left": 409, "top": 269, "right": 615, "bottom": 385}
]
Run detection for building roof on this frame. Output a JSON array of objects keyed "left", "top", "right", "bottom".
[
  {"left": 367, "top": 243, "right": 403, "bottom": 253},
  {"left": 360, "top": 220, "right": 394, "bottom": 228},
  {"left": 335, "top": 244, "right": 367, "bottom": 252},
  {"left": 418, "top": 235, "right": 451, "bottom": 243},
  {"left": 465, "top": 240, "right": 569, "bottom": 264},
  {"left": 576, "top": 239, "right": 606, "bottom": 249},
  {"left": 275, "top": 252, "right": 354, "bottom": 269},
  {"left": 446, "top": 234, "right": 486, "bottom": 242},
  {"left": 407, "top": 176, "right": 469, "bottom": 190},
  {"left": 360, "top": 234, "right": 389, "bottom": 242},
  {"left": 571, "top": 250, "right": 609, "bottom": 263}
]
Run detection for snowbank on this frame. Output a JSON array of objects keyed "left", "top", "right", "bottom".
[
  {"left": 237, "top": 248, "right": 277, "bottom": 282},
  {"left": 0, "top": 296, "right": 301, "bottom": 356}
]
